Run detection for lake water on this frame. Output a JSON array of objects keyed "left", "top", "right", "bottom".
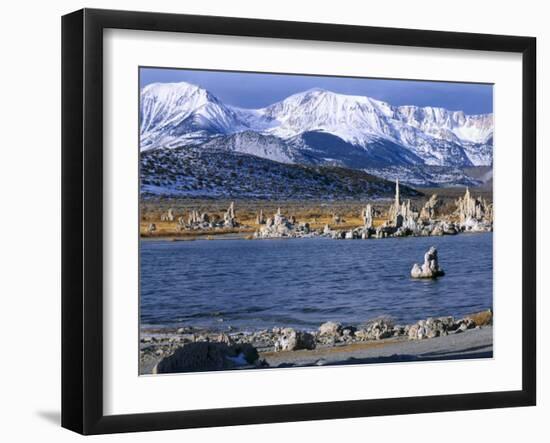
[{"left": 140, "top": 233, "right": 492, "bottom": 331}]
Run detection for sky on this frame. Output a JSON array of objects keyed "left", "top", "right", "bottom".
[{"left": 140, "top": 67, "right": 493, "bottom": 115}]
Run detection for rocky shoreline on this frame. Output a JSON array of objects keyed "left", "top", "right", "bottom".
[
  {"left": 254, "top": 185, "right": 492, "bottom": 240},
  {"left": 140, "top": 309, "right": 493, "bottom": 374},
  {"left": 141, "top": 185, "right": 493, "bottom": 242}
]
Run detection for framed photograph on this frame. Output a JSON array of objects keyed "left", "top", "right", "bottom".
[{"left": 62, "top": 8, "right": 536, "bottom": 434}]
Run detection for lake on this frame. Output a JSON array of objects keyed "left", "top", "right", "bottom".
[{"left": 140, "top": 233, "right": 492, "bottom": 331}]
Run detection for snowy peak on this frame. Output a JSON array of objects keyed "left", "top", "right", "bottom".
[
  {"left": 140, "top": 82, "right": 213, "bottom": 132},
  {"left": 140, "top": 82, "right": 247, "bottom": 150},
  {"left": 258, "top": 88, "right": 492, "bottom": 159},
  {"left": 396, "top": 105, "right": 493, "bottom": 144},
  {"left": 260, "top": 88, "right": 394, "bottom": 145},
  {"left": 139, "top": 81, "right": 493, "bottom": 167}
]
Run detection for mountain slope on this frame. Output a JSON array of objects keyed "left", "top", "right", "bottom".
[
  {"left": 363, "top": 165, "right": 484, "bottom": 188},
  {"left": 140, "top": 146, "right": 422, "bottom": 200},
  {"left": 200, "top": 131, "right": 296, "bottom": 164},
  {"left": 290, "top": 131, "right": 424, "bottom": 168}
]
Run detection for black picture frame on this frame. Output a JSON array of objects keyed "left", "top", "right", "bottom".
[{"left": 62, "top": 8, "right": 537, "bottom": 435}]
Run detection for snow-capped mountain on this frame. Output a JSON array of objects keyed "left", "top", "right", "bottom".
[
  {"left": 259, "top": 88, "right": 397, "bottom": 146},
  {"left": 140, "top": 82, "right": 248, "bottom": 150},
  {"left": 140, "top": 82, "right": 493, "bottom": 171},
  {"left": 252, "top": 88, "right": 493, "bottom": 167}
]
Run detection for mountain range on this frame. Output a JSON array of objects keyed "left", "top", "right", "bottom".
[{"left": 140, "top": 81, "right": 493, "bottom": 190}]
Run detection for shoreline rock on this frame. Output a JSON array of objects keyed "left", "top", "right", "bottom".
[
  {"left": 153, "top": 341, "right": 261, "bottom": 373},
  {"left": 141, "top": 309, "right": 493, "bottom": 373},
  {"left": 274, "top": 328, "right": 316, "bottom": 351}
]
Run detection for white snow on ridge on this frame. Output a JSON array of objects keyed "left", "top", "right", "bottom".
[
  {"left": 397, "top": 105, "right": 493, "bottom": 144},
  {"left": 140, "top": 82, "right": 248, "bottom": 151},
  {"left": 140, "top": 82, "right": 493, "bottom": 166},
  {"left": 256, "top": 89, "right": 392, "bottom": 146}
]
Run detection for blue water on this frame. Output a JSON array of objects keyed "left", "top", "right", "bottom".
[{"left": 140, "top": 233, "right": 492, "bottom": 331}]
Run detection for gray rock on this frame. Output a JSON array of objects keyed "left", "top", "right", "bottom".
[
  {"left": 160, "top": 208, "right": 175, "bottom": 222},
  {"left": 342, "top": 326, "right": 357, "bottom": 337},
  {"left": 407, "top": 317, "right": 453, "bottom": 340},
  {"left": 274, "top": 328, "right": 316, "bottom": 351},
  {"left": 362, "top": 204, "right": 374, "bottom": 229},
  {"left": 411, "top": 246, "right": 445, "bottom": 278},
  {"left": 153, "top": 342, "right": 259, "bottom": 373},
  {"left": 319, "top": 321, "right": 343, "bottom": 337},
  {"left": 223, "top": 202, "right": 238, "bottom": 227},
  {"left": 456, "top": 188, "right": 492, "bottom": 227},
  {"left": 457, "top": 318, "right": 476, "bottom": 332},
  {"left": 420, "top": 194, "right": 442, "bottom": 221},
  {"left": 217, "top": 333, "right": 234, "bottom": 345},
  {"left": 255, "top": 208, "right": 300, "bottom": 238},
  {"left": 408, "top": 323, "right": 428, "bottom": 340},
  {"left": 356, "top": 319, "right": 394, "bottom": 341},
  {"left": 443, "top": 223, "right": 458, "bottom": 235},
  {"left": 354, "top": 329, "right": 369, "bottom": 341},
  {"left": 392, "top": 325, "right": 406, "bottom": 336},
  {"left": 431, "top": 225, "right": 444, "bottom": 236}
]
